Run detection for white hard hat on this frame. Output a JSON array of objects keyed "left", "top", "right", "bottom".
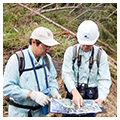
[
  {"left": 77, "top": 20, "right": 99, "bottom": 45},
  {"left": 30, "top": 27, "right": 60, "bottom": 46}
]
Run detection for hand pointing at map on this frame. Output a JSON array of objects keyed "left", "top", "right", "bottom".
[{"left": 71, "top": 88, "right": 83, "bottom": 108}]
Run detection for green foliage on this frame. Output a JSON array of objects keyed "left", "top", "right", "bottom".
[
  {"left": 3, "top": 3, "right": 117, "bottom": 79},
  {"left": 51, "top": 35, "right": 75, "bottom": 58},
  {"left": 3, "top": 104, "right": 8, "bottom": 113},
  {"left": 44, "top": 9, "right": 69, "bottom": 26}
]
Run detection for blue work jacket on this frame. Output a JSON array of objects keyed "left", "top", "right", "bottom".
[
  {"left": 3, "top": 46, "right": 59, "bottom": 117},
  {"left": 62, "top": 44, "right": 111, "bottom": 101}
]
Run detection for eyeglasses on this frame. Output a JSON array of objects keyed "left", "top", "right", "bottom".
[{"left": 41, "top": 43, "right": 52, "bottom": 50}]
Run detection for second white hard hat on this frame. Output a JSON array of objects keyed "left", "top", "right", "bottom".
[{"left": 77, "top": 20, "right": 100, "bottom": 45}]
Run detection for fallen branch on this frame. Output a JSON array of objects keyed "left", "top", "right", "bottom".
[
  {"left": 37, "top": 3, "right": 55, "bottom": 12},
  {"left": 108, "top": 55, "right": 117, "bottom": 66},
  {"left": 17, "top": 3, "right": 76, "bottom": 37},
  {"left": 69, "top": 8, "right": 105, "bottom": 23},
  {"left": 95, "top": 3, "right": 104, "bottom": 7},
  {"left": 107, "top": 9, "right": 117, "bottom": 18},
  {"left": 98, "top": 22, "right": 116, "bottom": 45},
  {"left": 18, "top": 3, "right": 116, "bottom": 53},
  {"left": 69, "top": 9, "right": 91, "bottom": 23},
  {"left": 68, "top": 3, "right": 82, "bottom": 15},
  {"left": 69, "top": 3, "right": 105, "bottom": 23},
  {"left": 97, "top": 39, "right": 117, "bottom": 53},
  {"left": 17, "top": 3, "right": 117, "bottom": 66},
  {"left": 40, "top": 6, "right": 78, "bottom": 13}
]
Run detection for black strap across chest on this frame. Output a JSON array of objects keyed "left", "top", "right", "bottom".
[
  {"left": 76, "top": 46, "right": 94, "bottom": 87},
  {"left": 77, "top": 46, "right": 94, "bottom": 70}
]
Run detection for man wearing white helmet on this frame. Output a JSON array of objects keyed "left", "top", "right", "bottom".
[
  {"left": 3, "top": 27, "right": 61, "bottom": 117},
  {"left": 62, "top": 20, "right": 111, "bottom": 117}
]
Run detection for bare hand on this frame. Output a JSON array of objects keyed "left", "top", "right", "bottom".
[
  {"left": 93, "top": 98, "right": 103, "bottom": 104},
  {"left": 71, "top": 88, "right": 83, "bottom": 108}
]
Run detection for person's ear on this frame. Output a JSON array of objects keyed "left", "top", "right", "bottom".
[{"left": 32, "top": 39, "right": 36, "bottom": 45}]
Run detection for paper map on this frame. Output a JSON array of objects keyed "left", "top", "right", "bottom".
[{"left": 50, "top": 98, "right": 102, "bottom": 115}]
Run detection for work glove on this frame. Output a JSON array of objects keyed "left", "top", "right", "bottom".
[
  {"left": 52, "top": 92, "right": 62, "bottom": 99},
  {"left": 30, "top": 90, "right": 51, "bottom": 106}
]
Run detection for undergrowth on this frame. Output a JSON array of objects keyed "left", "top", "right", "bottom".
[{"left": 3, "top": 3, "right": 117, "bottom": 79}]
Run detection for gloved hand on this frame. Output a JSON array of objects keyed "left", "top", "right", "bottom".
[
  {"left": 52, "top": 92, "right": 62, "bottom": 99},
  {"left": 30, "top": 90, "right": 51, "bottom": 106}
]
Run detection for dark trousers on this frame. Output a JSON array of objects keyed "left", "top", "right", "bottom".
[{"left": 62, "top": 87, "right": 98, "bottom": 117}]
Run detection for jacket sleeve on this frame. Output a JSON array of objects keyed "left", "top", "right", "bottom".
[
  {"left": 3, "top": 54, "right": 29, "bottom": 101},
  {"left": 62, "top": 47, "right": 76, "bottom": 93},
  {"left": 97, "top": 50, "right": 112, "bottom": 101}
]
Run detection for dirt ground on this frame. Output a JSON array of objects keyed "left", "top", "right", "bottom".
[{"left": 3, "top": 49, "right": 117, "bottom": 117}]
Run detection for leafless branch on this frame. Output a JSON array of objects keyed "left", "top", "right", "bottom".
[
  {"left": 97, "top": 39, "right": 116, "bottom": 53},
  {"left": 17, "top": 3, "right": 76, "bottom": 37},
  {"left": 17, "top": 3, "right": 117, "bottom": 66},
  {"left": 107, "top": 9, "right": 117, "bottom": 18},
  {"left": 108, "top": 55, "right": 117, "bottom": 66},
  {"left": 40, "top": 6, "right": 78, "bottom": 13},
  {"left": 37, "top": 3, "right": 55, "bottom": 12},
  {"left": 68, "top": 3, "right": 82, "bottom": 15},
  {"left": 69, "top": 9, "right": 92, "bottom": 23},
  {"left": 95, "top": 3, "right": 104, "bottom": 7}
]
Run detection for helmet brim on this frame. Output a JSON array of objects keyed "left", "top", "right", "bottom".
[{"left": 77, "top": 39, "right": 97, "bottom": 45}]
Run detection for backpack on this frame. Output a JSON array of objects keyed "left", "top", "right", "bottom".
[
  {"left": 72, "top": 45, "right": 103, "bottom": 74},
  {"left": 15, "top": 49, "right": 50, "bottom": 76}
]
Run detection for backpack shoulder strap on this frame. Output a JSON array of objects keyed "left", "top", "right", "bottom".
[
  {"left": 72, "top": 44, "right": 81, "bottom": 70},
  {"left": 43, "top": 55, "right": 50, "bottom": 71},
  {"left": 72, "top": 44, "right": 78, "bottom": 70},
  {"left": 73, "top": 44, "right": 78, "bottom": 60},
  {"left": 15, "top": 50, "right": 50, "bottom": 76},
  {"left": 15, "top": 49, "right": 25, "bottom": 76},
  {"left": 97, "top": 46, "right": 103, "bottom": 74}
]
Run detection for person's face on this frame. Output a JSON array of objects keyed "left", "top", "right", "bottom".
[
  {"left": 81, "top": 45, "right": 93, "bottom": 52},
  {"left": 31, "top": 39, "right": 52, "bottom": 59}
]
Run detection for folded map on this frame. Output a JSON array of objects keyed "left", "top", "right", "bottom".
[{"left": 50, "top": 98, "right": 102, "bottom": 115}]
